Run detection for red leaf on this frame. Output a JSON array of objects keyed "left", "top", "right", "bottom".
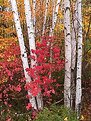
[
  {"left": 15, "top": 85, "right": 21, "bottom": 92},
  {"left": 26, "top": 103, "right": 32, "bottom": 110}
]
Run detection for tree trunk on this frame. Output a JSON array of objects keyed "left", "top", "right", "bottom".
[
  {"left": 48, "top": 0, "right": 60, "bottom": 79},
  {"left": 50, "top": 0, "right": 60, "bottom": 36},
  {"left": 24, "top": 0, "right": 43, "bottom": 110},
  {"left": 10, "top": 0, "right": 37, "bottom": 109},
  {"left": 42, "top": 0, "right": 49, "bottom": 35},
  {"left": 33, "top": 0, "right": 36, "bottom": 31},
  {"left": 71, "top": 1, "right": 77, "bottom": 109},
  {"left": 64, "top": 0, "right": 71, "bottom": 108},
  {"left": 75, "top": 0, "right": 82, "bottom": 118}
]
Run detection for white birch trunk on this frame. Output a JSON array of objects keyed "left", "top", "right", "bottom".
[
  {"left": 71, "top": 1, "right": 77, "bottom": 108},
  {"left": 75, "top": 0, "right": 82, "bottom": 118},
  {"left": 50, "top": 0, "right": 60, "bottom": 36},
  {"left": 48, "top": 0, "right": 60, "bottom": 79},
  {"left": 24, "top": 0, "right": 43, "bottom": 110},
  {"left": 33, "top": 0, "right": 36, "bottom": 30},
  {"left": 10, "top": 0, "right": 37, "bottom": 109},
  {"left": 42, "top": 0, "right": 49, "bottom": 35},
  {"left": 49, "top": 0, "right": 55, "bottom": 36},
  {"left": 71, "top": 2, "right": 77, "bottom": 70},
  {"left": 64, "top": 0, "right": 71, "bottom": 108}
]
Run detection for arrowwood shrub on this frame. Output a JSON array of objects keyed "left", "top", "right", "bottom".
[
  {"left": 0, "top": 40, "right": 27, "bottom": 112},
  {"left": 25, "top": 36, "right": 64, "bottom": 104},
  {"left": 0, "top": 36, "right": 64, "bottom": 114}
]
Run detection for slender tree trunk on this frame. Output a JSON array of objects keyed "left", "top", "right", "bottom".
[
  {"left": 75, "top": 0, "right": 82, "bottom": 118},
  {"left": 50, "top": 0, "right": 60, "bottom": 36},
  {"left": 71, "top": 1, "right": 77, "bottom": 108},
  {"left": 33, "top": 0, "right": 36, "bottom": 30},
  {"left": 48, "top": 0, "right": 60, "bottom": 79},
  {"left": 71, "top": 1, "right": 77, "bottom": 71},
  {"left": 24, "top": 0, "right": 43, "bottom": 110},
  {"left": 64, "top": 0, "right": 71, "bottom": 108},
  {"left": 42, "top": 0, "right": 49, "bottom": 35},
  {"left": 10, "top": 0, "right": 37, "bottom": 109}
]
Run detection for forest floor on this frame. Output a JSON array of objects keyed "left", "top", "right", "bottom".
[{"left": 82, "top": 78, "right": 91, "bottom": 121}]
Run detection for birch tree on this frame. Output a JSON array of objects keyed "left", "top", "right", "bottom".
[
  {"left": 48, "top": 0, "right": 61, "bottom": 79},
  {"left": 42, "top": 0, "right": 49, "bottom": 35},
  {"left": 50, "top": 0, "right": 61, "bottom": 36},
  {"left": 24, "top": 0, "right": 43, "bottom": 110},
  {"left": 75, "top": 0, "right": 82, "bottom": 118},
  {"left": 64, "top": 0, "right": 71, "bottom": 108},
  {"left": 33, "top": 0, "right": 36, "bottom": 30},
  {"left": 71, "top": 1, "right": 77, "bottom": 108},
  {"left": 71, "top": 1, "right": 77, "bottom": 72},
  {"left": 10, "top": 0, "right": 37, "bottom": 109}
]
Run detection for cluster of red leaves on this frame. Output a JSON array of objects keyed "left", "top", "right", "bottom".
[
  {"left": 25, "top": 36, "right": 64, "bottom": 99},
  {"left": 0, "top": 36, "right": 64, "bottom": 111},
  {"left": 0, "top": 41, "right": 25, "bottom": 107},
  {"left": 0, "top": 41, "right": 22, "bottom": 82}
]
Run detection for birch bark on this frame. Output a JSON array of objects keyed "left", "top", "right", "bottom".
[
  {"left": 50, "top": 0, "right": 60, "bottom": 36},
  {"left": 71, "top": 1, "right": 77, "bottom": 108},
  {"left": 48, "top": 0, "right": 60, "bottom": 79},
  {"left": 10, "top": 0, "right": 37, "bottom": 109},
  {"left": 64, "top": 0, "right": 71, "bottom": 108},
  {"left": 24, "top": 0, "right": 43, "bottom": 110},
  {"left": 33, "top": 0, "right": 36, "bottom": 30},
  {"left": 71, "top": 1, "right": 77, "bottom": 70},
  {"left": 42, "top": 0, "right": 49, "bottom": 35},
  {"left": 75, "top": 0, "right": 82, "bottom": 118}
]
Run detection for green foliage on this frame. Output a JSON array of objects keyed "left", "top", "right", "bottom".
[
  {"left": 0, "top": 104, "right": 79, "bottom": 121},
  {"left": 34, "top": 105, "right": 78, "bottom": 121},
  {"left": 0, "top": 104, "right": 32, "bottom": 121}
]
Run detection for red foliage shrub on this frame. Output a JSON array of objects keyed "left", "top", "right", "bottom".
[
  {"left": 25, "top": 36, "right": 64, "bottom": 102},
  {"left": 0, "top": 36, "right": 64, "bottom": 110}
]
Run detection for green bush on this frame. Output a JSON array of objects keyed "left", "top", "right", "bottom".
[
  {"left": 0, "top": 104, "right": 32, "bottom": 121},
  {"left": 34, "top": 105, "right": 78, "bottom": 121},
  {"left": 0, "top": 104, "right": 79, "bottom": 121}
]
